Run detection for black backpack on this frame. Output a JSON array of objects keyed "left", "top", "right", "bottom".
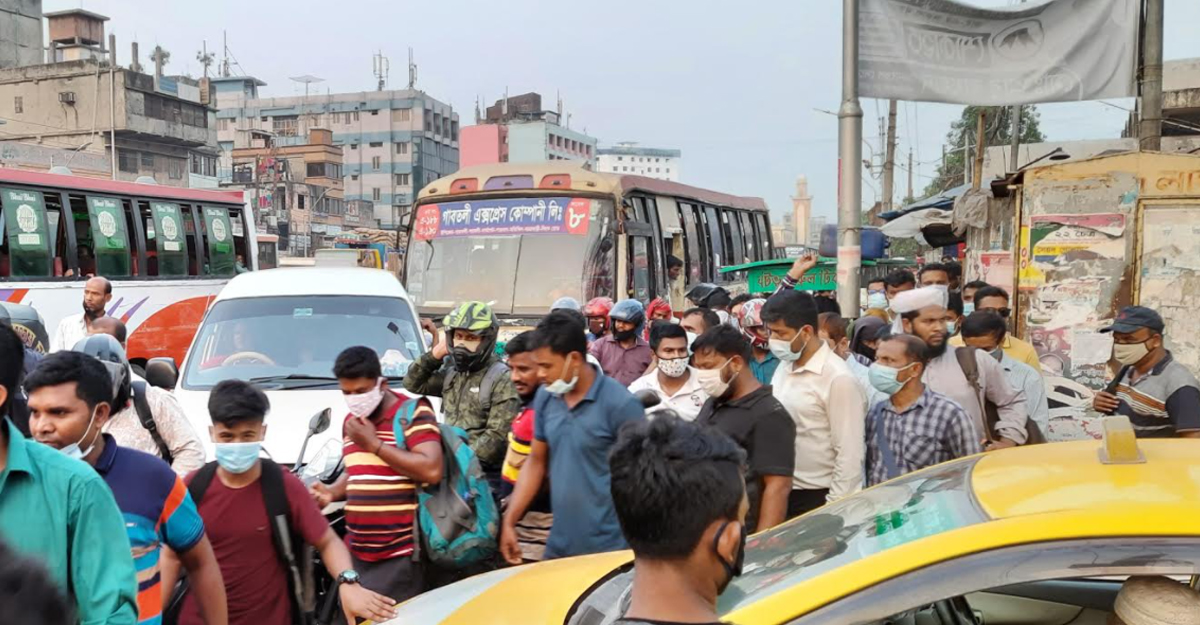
[
  {"left": 130, "top": 380, "right": 173, "bottom": 466},
  {"left": 164, "top": 460, "right": 310, "bottom": 625}
]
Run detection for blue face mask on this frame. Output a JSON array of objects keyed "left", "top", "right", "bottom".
[
  {"left": 545, "top": 354, "right": 579, "bottom": 396},
  {"left": 58, "top": 407, "right": 101, "bottom": 461},
  {"left": 868, "top": 362, "right": 917, "bottom": 396},
  {"left": 963, "top": 301, "right": 975, "bottom": 316},
  {"left": 215, "top": 442, "right": 262, "bottom": 474},
  {"left": 946, "top": 320, "right": 958, "bottom": 335},
  {"left": 867, "top": 291, "right": 888, "bottom": 310}
]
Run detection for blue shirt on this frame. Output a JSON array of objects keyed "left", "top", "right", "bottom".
[
  {"left": 0, "top": 419, "right": 138, "bottom": 625},
  {"left": 95, "top": 435, "right": 205, "bottom": 625},
  {"left": 533, "top": 365, "right": 645, "bottom": 558},
  {"left": 749, "top": 351, "right": 780, "bottom": 386}
]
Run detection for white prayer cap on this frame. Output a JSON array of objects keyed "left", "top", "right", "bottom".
[
  {"left": 1114, "top": 576, "right": 1200, "bottom": 625},
  {"left": 890, "top": 286, "right": 948, "bottom": 315}
]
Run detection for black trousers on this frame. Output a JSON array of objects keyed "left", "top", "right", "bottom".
[{"left": 786, "top": 488, "right": 830, "bottom": 520}]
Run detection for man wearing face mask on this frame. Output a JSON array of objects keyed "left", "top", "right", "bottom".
[
  {"left": 608, "top": 414, "right": 749, "bottom": 625},
  {"left": 589, "top": 299, "right": 655, "bottom": 387},
  {"left": 629, "top": 323, "right": 708, "bottom": 421},
  {"left": 960, "top": 312, "right": 1049, "bottom": 434},
  {"left": 404, "top": 301, "right": 520, "bottom": 488},
  {"left": 761, "top": 289, "right": 866, "bottom": 518},
  {"left": 737, "top": 299, "right": 779, "bottom": 385},
  {"left": 175, "top": 379, "right": 397, "bottom": 625},
  {"left": 0, "top": 342, "right": 138, "bottom": 625},
  {"left": 693, "top": 326, "right": 794, "bottom": 532},
  {"left": 29, "top": 345, "right": 227, "bottom": 625},
  {"left": 500, "top": 311, "right": 645, "bottom": 565},
  {"left": 864, "top": 334, "right": 980, "bottom": 487},
  {"left": 1093, "top": 306, "right": 1200, "bottom": 438}
]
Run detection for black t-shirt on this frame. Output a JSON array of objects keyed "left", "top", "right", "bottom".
[{"left": 695, "top": 385, "right": 796, "bottom": 531}]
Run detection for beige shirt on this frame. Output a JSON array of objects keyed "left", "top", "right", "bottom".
[
  {"left": 51, "top": 312, "right": 89, "bottom": 352},
  {"left": 771, "top": 342, "right": 867, "bottom": 501},
  {"left": 103, "top": 379, "right": 206, "bottom": 474}
]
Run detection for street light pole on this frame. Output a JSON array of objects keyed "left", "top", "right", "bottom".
[
  {"left": 1139, "top": 0, "right": 1164, "bottom": 151},
  {"left": 837, "top": 0, "right": 863, "bottom": 316}
]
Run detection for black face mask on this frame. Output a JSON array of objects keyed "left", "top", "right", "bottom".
[
  {"left": 613, "top": 327, "right": 636, "bottom": 342},
  {"left": 712, "top": 520, "right": 747, "bottom": 594}
]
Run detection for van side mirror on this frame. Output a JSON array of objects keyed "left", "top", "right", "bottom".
[{"left": 145, "top": 357, "right": 179, "bottom": 390}]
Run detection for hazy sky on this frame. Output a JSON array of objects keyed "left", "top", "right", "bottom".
[{"left": 46, "top": 0, "right": 1200, "bottom": 222}]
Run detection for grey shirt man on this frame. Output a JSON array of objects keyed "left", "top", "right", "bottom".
[{"left": 923, "top": 346, "right": 1029, "bottom": 444}]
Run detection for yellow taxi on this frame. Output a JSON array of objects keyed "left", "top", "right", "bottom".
[{"left": 383, "top": 432, "right": 1200, "bottom": 625}]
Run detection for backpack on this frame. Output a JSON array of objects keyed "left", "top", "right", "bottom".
[
  {"left": 131, "top": 380, "right": 173, "bottom": 466},
  {"left": 165, "top": 460, "right": 311, "bottom": 625},
  {"left": 394, "top": 399, "right": 499, "bottom": 569},
  {"left": 443, "top": 360, "right": 510, "bottom": 414},
  {"left": 955, "top": 347, "right": 1046, "bottom": 445}
]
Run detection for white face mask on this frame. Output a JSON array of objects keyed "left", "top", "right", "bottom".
[
  {"left": 686, "top": 332, "right": 698, "bottom": 354},
  {"left": 695, "top": 359, "right": 733, "bottom": 398},
  {"left": 59, "top": 407, "right": 101, "bottom": 461},
  {"left": 546, "top": 354, "right": 579, "bottom": 395},
  {"left": 658, "top": 356, "right": 689, "bottom": 379},
  {"left": 344, "top": 378, "right": 385, "bottom": 419},
  {"left": 769, "top": 330, "right": 809, "bottom": 362}
]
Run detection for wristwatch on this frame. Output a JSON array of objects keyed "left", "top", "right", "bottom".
[{"left": 337, "top": 569, "right": 361, "bottom": 586}]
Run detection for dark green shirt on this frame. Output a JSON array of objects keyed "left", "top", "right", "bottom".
[{"left": 0, "top": 419, "right": 138, "bottom": 624}]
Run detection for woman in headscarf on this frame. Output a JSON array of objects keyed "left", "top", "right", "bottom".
[{"left": 849, "top": 315, "right": 886, "bottom": 362}]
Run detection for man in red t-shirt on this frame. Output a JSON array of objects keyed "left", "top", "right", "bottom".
[
  {"left": 169, "top": 380, "right": 395, "bottom": 625},
  {"left": 312, "top": 347, "right": 443, "bottom": 606}
]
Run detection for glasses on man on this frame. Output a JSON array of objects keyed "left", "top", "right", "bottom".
[{"left": 980, "top": 307, "right": 1011, "bottom": 318}]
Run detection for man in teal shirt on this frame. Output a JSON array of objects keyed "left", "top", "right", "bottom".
[{"left": 0, "top": 324, "right": 138, "bottom": 625}]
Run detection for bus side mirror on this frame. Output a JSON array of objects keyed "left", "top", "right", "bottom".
[
  {"left": 600, "top": 237, "right": 615, "bottom": 254},
  {"left": 145, "top": 357, "right": 179, "bottom": 390}
]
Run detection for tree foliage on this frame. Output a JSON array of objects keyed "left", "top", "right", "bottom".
[{"left": 922, "top": 105, "right": 1045, "bottom": 198}]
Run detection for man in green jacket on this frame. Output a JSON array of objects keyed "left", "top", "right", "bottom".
[{"left": 406, "top": 301, "right": 520, "bottom": 488}]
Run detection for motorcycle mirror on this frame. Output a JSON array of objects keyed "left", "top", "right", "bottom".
[
  {"left": 309, "top": 408, "right": 332, "bottom": 435},
  {"left": 634, "top": 389, "right": 661, "bottom": 409},
  {"left": 145, "top": 357, "right": 179, "bottom": 390}
]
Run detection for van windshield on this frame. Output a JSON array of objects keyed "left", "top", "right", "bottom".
[{"left": 181, "top": 295, "right": 422, "bottom": 390}]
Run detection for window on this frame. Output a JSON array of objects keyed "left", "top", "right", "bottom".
[
  {"left": 14, "top": 96, "right": 23, "bottom": 114},
  {"left": 217, "top": 118, "right": 230, "bottom": 131},
  {"left": 119, "top": 151, "right": 138, "bottom": 173},
  {"left": 306, "top": 162, "right": 342, "bottom": 179},
  {"left": 371, "top": 156, "right": 381, "bottom": 170},
  {"left": 617, "top": 156, "right": 623, "bottom": 161},
  {"left": 372, "top": 188, "right": 381, "bottom": 202},
  {"left": 168, "top": 158, "right": 184, "bottom": 179},
  {"left": 273, "top": 116, "right": 298, "bottom": 136},
  {"left": 370, "top": 109, "right": 379, "bottom": 116},
  {"left": 369, "top": 141, "right": 383, "bottom": 148},
  {"left": 395, "top": 173, "right": 410, "bottom": 186},
  {"left": 350, "top": 144, "right": 358, "bottom": 150},
  {"left": 351, "top": 174, "right": 359, "bottom": 181},
  {"left": 298, "top": 195, "right": 306, "bottom": 210},
  {"left": 190, "top": 153, "right": 217, "bottom": 177},
  {"left": 141, "top": 152, "right": 156, "bottom": 169},
  {"left": 395, "top": 142, "right": 409, "bottom": 155},
  {"left": 394, "top": 108, "right": 412, "bottom": 122}
]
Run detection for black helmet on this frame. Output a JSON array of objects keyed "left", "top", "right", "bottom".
[
  {"left": 685, "top": 283, "right": 730, "bottom": 308},
  {"left": 72, "top": 334, "right": 131, "bottom": 409}
]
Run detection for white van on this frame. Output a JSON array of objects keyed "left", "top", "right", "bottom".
[{"left": 174, "top": 267, "right": 425, "bottom": 465}]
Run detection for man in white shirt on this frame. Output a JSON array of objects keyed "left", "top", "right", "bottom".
[
  {"left": 629, "top": 323, "right": 707, "bottom": 421},
  {"left": 761, "top": 289, "right": 866, "bottom": 518},
  {"left": 51, "top": 276, "right": 111, "bottom": 352}
]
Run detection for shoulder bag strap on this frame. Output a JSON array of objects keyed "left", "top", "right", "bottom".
[
  {"left": 874, "top": 409, "right": 901, "bottom": 481},
  {"left": 131, "top": 381, "right": 173, "bottom": 465},
  {"left": 259, "top": 460, "right": 309, "bottom": 625},
  {"left": 954, "top": 346, "right": 999, "bottom": 441}
]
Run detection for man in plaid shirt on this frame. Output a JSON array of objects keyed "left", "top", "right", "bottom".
[{"left": 864, "top": 333, "right": 981, "bottom": 487}]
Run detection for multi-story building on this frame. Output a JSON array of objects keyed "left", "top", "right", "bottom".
[
  {"left": 460, "top": 92, "right": 596, "bottom": 167},
  {"left": 0, "top": 10, "right": 220, "bottom": 187},
  {"left": 1, "top": 0, "right": 42, "bottom": 69},
  {"left": 596, "top": 142, "right": 681, "bottom": 181},
  {"left": 791, "top": 175, "right": 813, "bottom": 247},
  {"left": 214, "top": 77, "right": 458, "bottom": 228},
  {"left": 224, "top": 128, "right": 376, "bottom": 256}
]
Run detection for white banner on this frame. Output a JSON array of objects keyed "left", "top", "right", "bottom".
[{"left": 859, "top": 0, "right": 1140, "bottom": 105}]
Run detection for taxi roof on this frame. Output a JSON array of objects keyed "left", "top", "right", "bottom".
[
  {"left": 970, "top": 438, "right": 1200, "bottom": 519},
  {"left": 214, "top": 267, "right": 410, "bottom": 301}
]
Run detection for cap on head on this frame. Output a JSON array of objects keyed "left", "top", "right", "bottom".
[
  {"left": 1101, "top": 306, "right": 1165, "bottom": 335},
  {"left": 1113, "top": 576, "right": 1200, "bottom": 625}
]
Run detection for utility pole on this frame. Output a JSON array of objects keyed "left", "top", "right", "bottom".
[
  {"left": 962, "top": 125, "right": 971, "bottom": 186},
  {"left": 1139, "top": 0, "right": 1164, "bottom": 151},
  {"left": 973, "top": 109, "right": 986, "bottom": 190},
  {"left": 881, "top": 99, "right": 897, "bottom": 213},
  {"left": 1009, "top": 0, "right": 1026, "bottom": 171},
  {"left": 907, "top": 148, "right": 913, "bottom": 201},
  {"left": 837, "top": 0, "right": 863, "bottom": 315}
]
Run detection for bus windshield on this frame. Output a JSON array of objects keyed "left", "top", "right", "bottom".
[{"left": 406, "top": 197, "right": 615, "bottom": 315}]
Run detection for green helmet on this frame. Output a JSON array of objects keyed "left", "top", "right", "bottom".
[{"left": 443, "top": 301, "right": 497, "bottom": 333}]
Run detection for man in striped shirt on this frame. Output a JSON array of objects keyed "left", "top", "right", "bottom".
[{"left": 315, "top": 346, "right": 444, "bottom": 605}]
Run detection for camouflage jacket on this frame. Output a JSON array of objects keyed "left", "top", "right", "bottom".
[{"left": 402, "top": 351, "right": 520, "bottom": 469}]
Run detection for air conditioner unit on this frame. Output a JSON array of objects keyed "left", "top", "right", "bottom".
[{"left": 59, "top": 91, "right": 76, "bottom": 105}]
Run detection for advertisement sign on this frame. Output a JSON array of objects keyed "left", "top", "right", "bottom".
[
  {"left": 151, "top": 202, "right": 189, "bottom": 276},
  {"left": 87, "top": 196, "right": 131, "bottom": 276},
  {"left": 413, "top": 197, "right": 590, "bottom": 240},
  {"left": 202, "top": 206, "right": 236, "bottom": 276},
  {"left": 859, "top": 0, "right": 1139, "bottom": 105},
  {"left": 1, "top": 187, "right": 52, "bottom": 276}
]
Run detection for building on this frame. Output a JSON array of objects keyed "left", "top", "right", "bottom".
[
  {"left": 0, "top": 9, "right": 219, "bottom": 187},
  {"left": 460, "top": 92, "right": 596, "bottom": 168},
  {"left": 225, "top": 128, "right": 376, "bottom": 256},
  {"left": 214, "top": 78, "right": 458, "bottom": 228},
  {"left": 808, "top": 215, "right": 827, "bottom": 248},
  {"left": 791, "top": 175, "right": 813, "bottom": 246},
  {"left": 1, "top": 0, "right": 42, "bottom": 69},
  {"left": 596, "top": 142, "right": 681, "bottom": 181}
]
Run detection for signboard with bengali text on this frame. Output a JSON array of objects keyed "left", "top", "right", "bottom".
[{"left": 413, "top": 197, "right": 590, "bottom": 240}]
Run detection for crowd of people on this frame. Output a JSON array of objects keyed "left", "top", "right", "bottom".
[{"left": 2, "top": 253, "right": 1199, "bottom": 625}]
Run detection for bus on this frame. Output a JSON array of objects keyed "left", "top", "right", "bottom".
[
  {"left": 0, "top": 167, "right": 264, "bottom": 365},
  {"left": 404, "top": 162, "right": 772, "bottom": 325}
]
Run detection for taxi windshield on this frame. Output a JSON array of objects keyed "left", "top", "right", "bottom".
[
  {"left": 567, "top": 458, "right": 989, "bottom": 625},
  {"left": 404, "top": 197, "right": 615, "bottom": 315},
  {"left": 181, "top": 295, "right": 423, "bottom": 390}
]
